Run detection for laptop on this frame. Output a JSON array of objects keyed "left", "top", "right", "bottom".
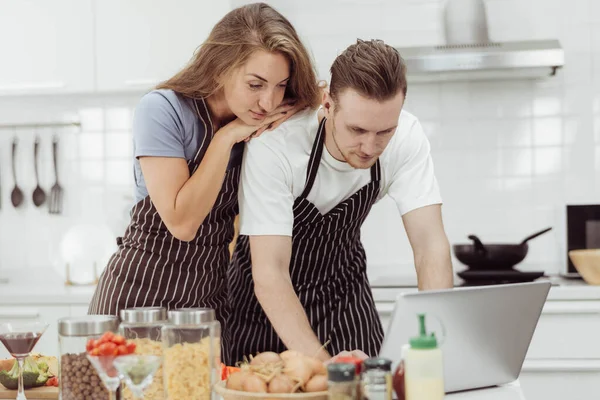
[{"left": 378, "top": 281, "right": 551, "bottom": 393}]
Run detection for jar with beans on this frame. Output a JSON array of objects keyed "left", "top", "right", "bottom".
[
  {"left": 119, "top": 307, "right": 167, "bottom": 400},
  {"left": 58, "top": 315, "right": 119, "bottom": 400}
]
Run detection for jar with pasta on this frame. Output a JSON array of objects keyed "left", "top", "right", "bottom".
[
  {"left": 161, "top": 308, "right": 221, "bottom": 400},
  {"left": 119, "top": 307, "right": 168, "bottom": 400}
]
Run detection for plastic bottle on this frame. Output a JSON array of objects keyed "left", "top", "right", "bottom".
[{"left": 403, "top": 314, "right": 445, "bottom": 400}]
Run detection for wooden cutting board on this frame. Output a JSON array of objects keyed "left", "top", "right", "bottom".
[{"left": 0, "top": 386, "right": 58, "bottom": 399}]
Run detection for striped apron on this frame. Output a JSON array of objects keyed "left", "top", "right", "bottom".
[
  {"left": 226, "top": 118, "right": 384, "bottom": 364},
  {"left": 88, "top": 98, "right": 239, "bottom": 359}
]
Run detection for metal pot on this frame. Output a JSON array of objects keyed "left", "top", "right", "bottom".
[{"left": 453, "top": 227, "right": 552, "bottom": 270}]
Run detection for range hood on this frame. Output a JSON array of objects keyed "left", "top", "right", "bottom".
[{"left": 396, "top": 0, "right": 565, "bottom": 82}]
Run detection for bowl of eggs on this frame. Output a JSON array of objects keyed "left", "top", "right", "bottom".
[{"left": 214, "top": 350, "right": 329, "bottom": 399}]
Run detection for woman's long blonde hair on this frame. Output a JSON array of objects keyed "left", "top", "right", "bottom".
[{"left": 157, "top": 3, "right": 320, "bottom": 110}]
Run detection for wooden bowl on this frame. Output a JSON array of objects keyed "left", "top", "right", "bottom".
[
  {"left": 569, "top": 249, "right": 600, "bottom": 285},
  {"left": 213, "top": 381, "right": 328, "bottom": 400}
]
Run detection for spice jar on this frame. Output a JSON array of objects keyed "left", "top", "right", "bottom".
[
  {"left": 58, "top": 315, "right": 118, "bottom": 400},
  {"left": 119, "top": 307, "right": 167, "bottom": 400},
  {"left": 361, "top": 358, "right": 393, "bottom": 400},
  {"left": 327, "top": 362, "right": 357, "bottom": 400},
  {"left": 162, "top": 308, "right": 221, "bottom": 400}
]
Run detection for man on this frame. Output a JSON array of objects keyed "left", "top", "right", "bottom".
[{"left": 225, "top": 39, "right": 454, "bottom": 364}]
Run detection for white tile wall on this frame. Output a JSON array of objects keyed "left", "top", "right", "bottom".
[
  {"left": 0, "top": 0, "right": 598, "bottom": 281},
  {"left": 263, "top": 0, "right": 600, "bottom": 276},
  {"left": 0, "top": 94, "right": 140, "bottom": 278}
]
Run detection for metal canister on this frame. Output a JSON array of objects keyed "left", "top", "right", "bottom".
[
  {"left": 119, "top": 307, "right": 168, "bottom": 400},
  {"left": 57, "top": 315, "right": 119, "bottom": 400},
  {"left": 162, "top": 308, "right": 221, "bottom": 400}
]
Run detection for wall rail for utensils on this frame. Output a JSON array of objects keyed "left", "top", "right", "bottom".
[{"left": 0, "top": 121, "right": 81, "bottom": 129}]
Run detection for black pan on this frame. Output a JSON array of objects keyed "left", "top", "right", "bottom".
[{"left": 453, "top": 227, "right": 552, "bottom": 270}]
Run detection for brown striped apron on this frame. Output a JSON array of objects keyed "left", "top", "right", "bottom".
[
  {"left": 88, "top": 98, "right": 240, "bottom": 361},
  {"left": 225, "top": 118, "right": 384, "bottom": 364}
]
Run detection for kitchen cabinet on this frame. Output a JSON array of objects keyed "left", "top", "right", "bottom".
[
  {"left": 520, "top": 360, "right": 600, "bottom": 400},
  {"left": 0, "top": 0, "right": 95, "bottom": 95},
  {"left": 94, "top": 0, "right": 230, "bottom": 92}
]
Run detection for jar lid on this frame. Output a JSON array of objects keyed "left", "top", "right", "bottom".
[
  {"left": 327, "top": 363, "right": 356, "bottom": 382},
  {"left": 363, "top": 357, "right": 392, "bottom": 372},
  {"left": 58, "top": 315, "right": 118, "bottom": 337},
  {"left": 120, "top": 307, "right": 167, "bottom": 323},
  {"left": 168, "top": 308, "right": 215, "bottom": 325}
]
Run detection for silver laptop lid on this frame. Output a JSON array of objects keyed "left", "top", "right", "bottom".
[{"left": 379, "top": 281, "right": 551, "bottom": 393}]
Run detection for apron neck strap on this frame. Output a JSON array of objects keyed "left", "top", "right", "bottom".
[
  {"left": 299, "top": 117, "right": 383, "bottom": 200},
  {"left": 299, "top": 117, "right": 327, "bottom": 199}
]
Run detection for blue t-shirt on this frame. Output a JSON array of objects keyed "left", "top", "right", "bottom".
[{"left": 131, "top": 89, "right": 242, "bottom": 203}]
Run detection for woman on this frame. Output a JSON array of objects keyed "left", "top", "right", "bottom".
[{"left": 88, "top": 2, "right": 321, "bottom": 359}]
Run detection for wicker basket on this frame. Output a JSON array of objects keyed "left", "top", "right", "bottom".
[{"left": 213, "top": 381, "right": 328, "bottom": 400}]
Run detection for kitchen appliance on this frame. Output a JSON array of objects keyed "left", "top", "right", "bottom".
[
  {"left": 566, "top": 204, "right": 600, "bottom": 278},
  {"left": 453, "top": 227, "right": 552, "bottom": 286},
  {"left": 453, "top": 227, "right": 552, "bottom": 270},
  {"left": 395, "top": 0, "right": 564, "bottom": 82},
  {"left": 379, "top": 281, "right": 551, "bottom": 393}
]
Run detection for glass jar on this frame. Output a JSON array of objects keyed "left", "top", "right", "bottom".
[
  {"left": 327, "top": 362, "right": 357, "bottom": 400},
  {"left": 361, "top": 357, "right": 393, "bottom": 400},
  {"left": 162, "top": 308, "right": 221, "bottom": 400},
  {"left": 119, "top": 307, "right": 167, "bottom": 400},
  {"left": 58, "top": 315, "right": 119, "bottom": 400}
]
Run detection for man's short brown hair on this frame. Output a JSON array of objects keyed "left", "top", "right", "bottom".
[{"left": 329, "top": 39, "right": 407, "bottom": 105}]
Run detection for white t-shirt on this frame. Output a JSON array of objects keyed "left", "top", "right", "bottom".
[{"left": 238, "top": 109, "right": 443, "bottom": 237}]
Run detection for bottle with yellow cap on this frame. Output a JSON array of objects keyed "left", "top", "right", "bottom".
[{"left": 404, "top": 313, "right": 444, "bottom": 400}]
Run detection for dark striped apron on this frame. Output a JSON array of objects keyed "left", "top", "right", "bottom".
[
  {"left": 225, "top": 118, "right": 384, "bottom": 364},
  {"left": 88, "top": 98, "right": 239, "bottom": 360}
]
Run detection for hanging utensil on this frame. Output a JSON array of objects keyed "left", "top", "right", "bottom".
[
  {"left": 10, "top": 137, "right": 24, "bottom": 208},
  {"left": 49, "top": 134, "right": 63, "bottom": 214},
  {"left": 32, "top": 135, "right": 46, "bottom": 207}
]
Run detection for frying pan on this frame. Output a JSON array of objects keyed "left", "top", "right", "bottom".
[{"left": 453, "top": 227, "right": 552, "bottom": 270}]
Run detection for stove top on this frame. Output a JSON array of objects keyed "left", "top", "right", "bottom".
[{"left": 457, "top": 269, "right": 546, "bottom": 286}]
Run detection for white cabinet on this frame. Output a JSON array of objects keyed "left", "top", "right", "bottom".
[
  {"left": 520, "top": 360, "right": 600, "bottom": 400},
  {"left": 0, "top": 305, "right": 71, "bottom": 359},
  {"left": 94, "top": 0, "right": 231, "bottom": 92},
  {"left": 375, "top": 302, "right": 394, "bottom": 333},
  {"left": 0, "top": 0, "right": 95, "bottom": 95},
  {"left": 526, "top": 302, "right": 600, "bottom": 359}
]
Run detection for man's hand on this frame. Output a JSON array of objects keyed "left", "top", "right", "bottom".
[{"left": 325, "top": 349, "right": 369, "bottom": 365}]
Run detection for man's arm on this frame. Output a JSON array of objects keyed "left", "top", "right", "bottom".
[
  {"left": 250, "top": 235, "right": 331, "bottom": 361},
  {"left": 402, "top": 204, "right": 454, "bottom": 290}
]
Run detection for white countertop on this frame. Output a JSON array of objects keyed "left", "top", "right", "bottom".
[
  {"left": 369, "top": 273, "right": 600, "bottom": 302},
  {"left": 446, "top": 381, "right": 525, "bottom": 400},
  {"left": 1, "top": 268, "right": 600, "bottom": 305}
]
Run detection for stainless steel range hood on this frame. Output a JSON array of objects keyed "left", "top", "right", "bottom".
[{"left": 396, "top": 0, "right": 564, "bottom": 82}]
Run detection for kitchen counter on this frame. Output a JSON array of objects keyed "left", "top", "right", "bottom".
[
  {"left": 369, "top": 273, "right": 600, "bottom": 302},
  {"left": 2, "top": 267, "right": 600, "bottom": 305},
  {"left": 446, "top": 381, "right": 525, "bottom": 399}
]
